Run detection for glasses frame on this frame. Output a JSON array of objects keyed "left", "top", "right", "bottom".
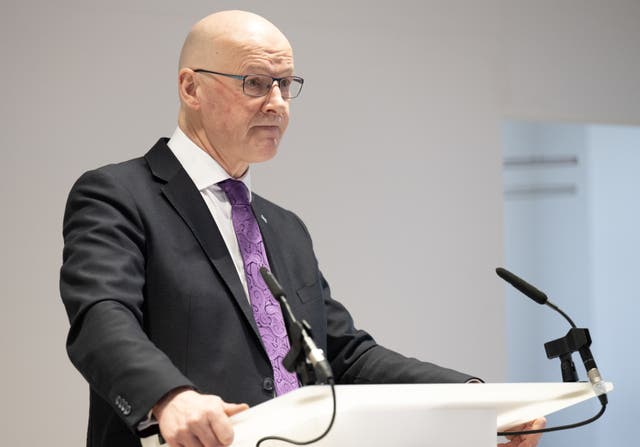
[{"left": 192, "top": 68, "right": 304, "bottom": 99}]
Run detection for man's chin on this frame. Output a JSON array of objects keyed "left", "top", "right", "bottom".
[{"left": 249, "top": 143, "right": 280, "bottom": 163}]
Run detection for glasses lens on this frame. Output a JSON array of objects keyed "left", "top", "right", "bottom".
[
  {"left": 244, "top": 75, "right": 273, "bottom": 97},
  {"left": 243, "top": 75, "right": 303, "bottom": 99},
  {"left": 281, "top": 77, "right": 303, "bottom": 99}
]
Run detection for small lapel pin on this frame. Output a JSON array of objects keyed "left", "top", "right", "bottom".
[{"left": 261, "top": 214, "right": 268, "bottom": 223}]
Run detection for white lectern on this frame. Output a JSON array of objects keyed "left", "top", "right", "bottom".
[{"left": 141, "top": 382, "right": 612, "bottom": 447}]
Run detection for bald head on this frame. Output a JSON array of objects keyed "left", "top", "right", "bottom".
[{"left": 179, "top": 10, "right": 292, "bottom": 72}]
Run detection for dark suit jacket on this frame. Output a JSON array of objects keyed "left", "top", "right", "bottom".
[{"left": 60, "top": 138, "right": 474, "bottom": 446}]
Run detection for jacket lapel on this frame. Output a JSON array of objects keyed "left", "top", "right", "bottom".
[{"left": 144, "top": 140, "right": 262, "bottom": 342}]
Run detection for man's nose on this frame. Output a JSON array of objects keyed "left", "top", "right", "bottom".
[{"left": 262, "top": 82, "right": 288, "bottom": 114}]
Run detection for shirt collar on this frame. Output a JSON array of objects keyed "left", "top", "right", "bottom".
[{"left": 167, "top": 126, "right": 252, "bottom": 199}]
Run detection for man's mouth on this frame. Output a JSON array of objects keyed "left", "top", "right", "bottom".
[{"left": 252, "top": 124, "right": 281, "bottom": 133}]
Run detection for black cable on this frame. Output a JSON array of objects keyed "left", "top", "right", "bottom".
[
  {"left": 497, "top": 402, "right": 606, "bottom": 437},
  {"left": 256, "top": 380, "right": 337, "bottom": 447}
]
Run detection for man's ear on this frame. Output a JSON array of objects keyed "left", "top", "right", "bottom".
[{"left": 178, "top": 69, "right": 200, "bottom": 110}]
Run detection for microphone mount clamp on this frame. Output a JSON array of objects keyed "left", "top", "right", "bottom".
[{"left": 544, "top": 328, "right": 592, "bottom": 383}]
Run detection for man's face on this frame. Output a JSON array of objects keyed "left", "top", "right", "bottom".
[{"left": 195, "top": 40, "right": 294, "bottom": 175}]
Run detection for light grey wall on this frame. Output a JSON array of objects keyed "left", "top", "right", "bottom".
[
  {"left": 2, "top": 0, "right": 639, "bottom": 445},
  {"left": 498, "top": 0, "right": 640, "bottom": 125}
]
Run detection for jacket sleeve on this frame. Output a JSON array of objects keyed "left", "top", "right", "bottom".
[{"left": 60, "top": 168, "right": 194, "bottom": 434}]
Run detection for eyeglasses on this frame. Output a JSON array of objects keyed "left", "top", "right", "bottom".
[{"left": 192, "top": 69, "right": 304, "bottom": 99}]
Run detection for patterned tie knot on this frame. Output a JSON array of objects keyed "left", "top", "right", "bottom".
[{"left": 219, "top": 179, "right": 250, "bottom": 206}]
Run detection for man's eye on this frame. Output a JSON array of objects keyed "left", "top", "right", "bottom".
[{"left": 246, "top": 77, "right": 271, "bottom": 90}]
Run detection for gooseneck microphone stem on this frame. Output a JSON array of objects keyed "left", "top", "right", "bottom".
[{"left": 545, "top": 301, "right": 577, "bottom": 328}]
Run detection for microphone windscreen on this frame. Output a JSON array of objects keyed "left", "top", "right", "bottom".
[{"left": 496, "top": 267, "right": 548, "bottom": 305}]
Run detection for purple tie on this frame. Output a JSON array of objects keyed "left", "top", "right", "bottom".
[{"left": 218, "top": 179, "right": 299, "bottom": 395}]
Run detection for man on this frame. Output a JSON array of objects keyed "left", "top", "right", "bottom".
[{"left": 60, "top": 10, "right": 544, "bottom": 447}]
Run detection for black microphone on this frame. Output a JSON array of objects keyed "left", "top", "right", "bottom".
[
  {"left": 496, "top": 267, "right": 576, "bottom": 327},
  {"left": 495, "top": 267, "right": 548, "bottom": 305},
  {"left": 496, "top": 267, "right": 607, "bottom": 405},
  {"left": 260, "top": 267, "right": 334, "bottom": 383}
]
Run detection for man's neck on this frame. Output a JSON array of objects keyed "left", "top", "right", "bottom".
[{"left": 177, "top": 121, "right": 248, "bottom": 179}]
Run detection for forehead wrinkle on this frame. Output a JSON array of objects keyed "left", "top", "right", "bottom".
[{"left": 232, "top": 45, "right": 294, "bottom": 75}]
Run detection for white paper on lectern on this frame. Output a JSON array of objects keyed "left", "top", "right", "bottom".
[{"left": 140, "top": 382, "right": 613, "bottom": 447}]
